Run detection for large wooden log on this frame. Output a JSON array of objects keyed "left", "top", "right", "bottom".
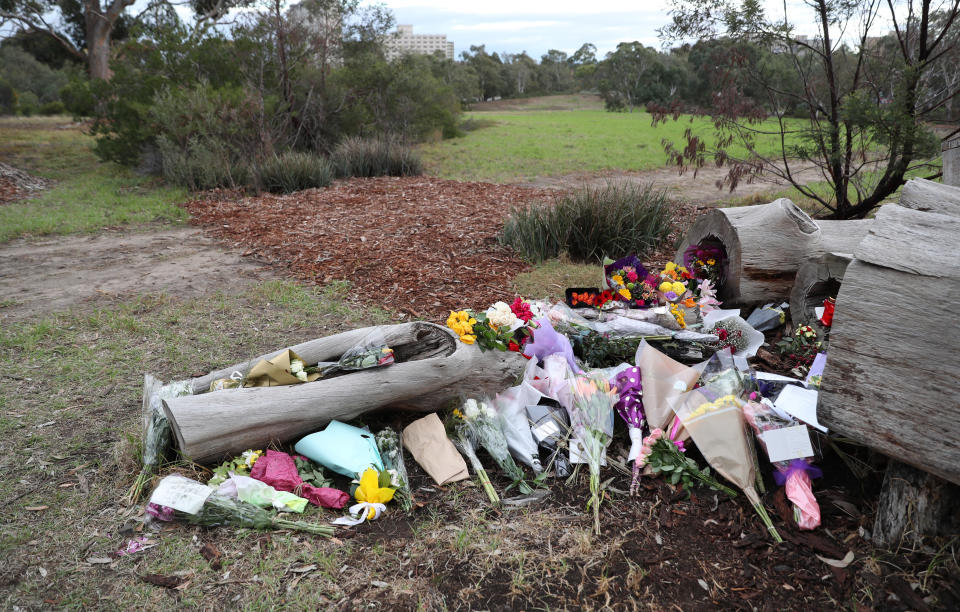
[
  {"left": 872, "top": 461, "right": 960, "bottom": 547},
  {"left": 675, "top": 199, "right": 872, "bottom": 305},
  {"left": 789, "top": 253, "right": 852, "bottom": 328},
  {"left": 163, "top": 322, "right": 527, "bottom": 464},
  {"left": 899, "top": 178, "right": 960, "bottom": 216},
  {"left": 818, "top": 205, "right": 960, "bottom": 486}
]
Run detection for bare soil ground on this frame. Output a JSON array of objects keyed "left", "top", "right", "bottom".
[{"left": 0, "top": 225, "right": 276, "bottom": 322}]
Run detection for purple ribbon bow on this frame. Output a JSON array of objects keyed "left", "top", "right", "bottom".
[{"left": 773, "top": 459, "right": 822, "bottom": 486}]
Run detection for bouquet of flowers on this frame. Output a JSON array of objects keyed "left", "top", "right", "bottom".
[
  {"left": 177, "top": 493, "right": 334, "bottom": 536},
  {"left": 603, "top": 255, "right": 654, "bottom": 307},
  {"left": 332, "top": 468, "right": 396, "bottom": 526},
  {"left": 448, "top": 411, "right": 500, "bottom": 505},
  {"left": 612, "top": 366, "right": 646, "bottom": 495},
  {"left": 637, "top": 428, "right": 736, "bottom": 497},
  {"left": 458, "top": 398, "right": 533, "bottom": 494},
  {"left": 207, "top": 449, "right": 264, "bottom": 487},
  {"left": 568, "top": 375, "right": 618, "bottom": 535},
  {"left": 683, "top": 243, "right": 725, "bottom": 285},
  {"left": 446, "top": 299, "right": 538, "bottom": 352},
  {"left": 775, "top": 324, "right": 822, "bottom": 373},
  {"left": 568, "top": 289, "right": 615, "bottom": 309},
  {"left": 375, "top": 427, "right": 413, "bottom": 511},
  {"left": 742, "top": 398, "right": 821, "bottom": 529},
  {"left": 125, "top": 376, "right": 192, "bottom": 502},
  {"left": 673, "top": 390, "right": 782, "bottom": 542},
  {"left": 320, "top": 328, "right": 395, "bottom": 375},
  {"left": 704, "top": 312, "right": 765, "bottom": 358}
]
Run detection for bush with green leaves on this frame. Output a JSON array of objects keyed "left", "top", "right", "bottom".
[
  {"left": 332, "top": 136, "right": 423, "bottom": 178},
  {"left": 256, "top": 151, "right": 333, "bottom": 193},
  {"left": 500, "top": 182, "right": 673, "bottom": 263},
  {"left": 157, "top": 136, "right": 250, "bottom": 191}
]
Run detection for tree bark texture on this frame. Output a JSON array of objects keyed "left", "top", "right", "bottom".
[
  {"left": 872, "top": 460, "right": 960, "bottom": 548},
  {"left": 164, "top": 323, "right": 528, "bottom": 464},
  {"left": 818, "top": 205, "right": 960, "bottom": 486},
  {"left": 789, "top": 253, "right": 852, "bottom": 328}
]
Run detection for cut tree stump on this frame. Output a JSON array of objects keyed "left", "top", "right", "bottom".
[
  {"left": 899, "top": 178, "right": 960, "bottom": 216},
  {"left": 789, "top": 253, "right": 852, "bottom": 328},
  {"left": 675, "top": 199, "right": 872, "bottom": 305},
  {"left": 164, "top": 322, "right": 528, "bottom": 464},
  {"left": 872, "top": 460, "right": 960, "bottom": 548},
  {"left": 818, "top": 204, "right": 960, "bottom": 486}
]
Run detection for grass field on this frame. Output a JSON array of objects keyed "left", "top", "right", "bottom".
[
  {"left": 420, "top": 108, "right": 801, "bottom": 183},
  {"left": 0, "top": 117, "right": 187, "bottom": 242}
]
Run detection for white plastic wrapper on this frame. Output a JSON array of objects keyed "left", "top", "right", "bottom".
[
  {"left": 703, "top": 310, "right": 765, "bottom": 358},
  {"left": 492, "top": 381, "right": 545, "bottom": 473}
]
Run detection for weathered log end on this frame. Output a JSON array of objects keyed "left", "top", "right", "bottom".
[
  {"left": 873, "top": 460, "right": 960, "bottom": 548},
  {"left": 899, "top": 178, "right": 960, "bottom": 216},
  {"left": 789, "top": 253, "right": 852, "bottom": 328}
]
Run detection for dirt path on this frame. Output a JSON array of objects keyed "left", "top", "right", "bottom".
[
  {"left": 524, "top": 162, "right": 823, "bottom": 204},
  {"left": 0, "top": 226, "right": 276, "bottom": 322}
]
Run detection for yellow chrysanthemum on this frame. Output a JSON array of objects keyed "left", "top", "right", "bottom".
[
  {"left": 658, "top": 281, "right": 672, "bottom": 293},
  {"left": 618, "top": 287, "right": 631, "bottom": 300},
  {"left": 671, "top": 281, "right": 685, "bottom": 294},
  {"left": 664, "top": 262, "right": 677, "bottom": 272},
  {"left": 612, "top": 274, "right": 624, "bottom": 286}
]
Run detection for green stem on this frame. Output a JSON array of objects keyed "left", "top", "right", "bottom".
[
  {"left": 272, "top": 518, "right": 334, "bottom": 537},
  {"left": 692, "top": 470, "right": 737, "bottom": 498},
  {"left": 477, "top": 469, "right": 500, "bottom": 506},
  {"left": 590, "top": 472, "right": 601, "bottom": 536},
  {"left": 751, "top": 501, "right": 783, "bottom": 543}
]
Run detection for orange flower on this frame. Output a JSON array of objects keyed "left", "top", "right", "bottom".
[{"left": 683, "top": 297, "right": 696, "bottom": 308}]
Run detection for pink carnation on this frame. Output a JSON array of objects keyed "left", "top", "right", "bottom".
[{"left": 510, "top": 297, "right": 534, "bottom": 323}]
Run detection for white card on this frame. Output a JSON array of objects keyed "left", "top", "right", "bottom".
[
  {"left": 761, "top": 425, "right": 815, "bottom": 463},
  {"left": 149, "top": 475, "right": 213, "bottom": 514},
  {"left": 569, "top": 438, "right": 607, "bottom": 466},
  {"left": 774, "top": 385, "right": 828, "bottom": 433},
  {"left": 531, "top": 420, "right": 560, "bottom": 442}
]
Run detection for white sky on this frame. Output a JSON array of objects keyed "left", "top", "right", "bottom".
[{"left": 378, "top": 0, "right": 830, "bottom": 58}]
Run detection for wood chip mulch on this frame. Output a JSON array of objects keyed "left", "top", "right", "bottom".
[
  {"left": 184, "top": 176, "right": 696, "bottom": 318},
  {"left": 0, "top": 162, "right": 52, "bottom": 205}
]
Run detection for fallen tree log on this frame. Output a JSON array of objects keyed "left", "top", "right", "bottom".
[
  {"left": 899, "top": 178, "right": 960, "bottom": 216},
  {"left": 164, "top": 322, "right": 528, "bottom": 464},
  {"left": 675, "top": 199, "right": 872, "bottom": 305},
  {"left": 818, "top": 205, "right": 960, "bottom": 486},
  {"left": 872, "top": 460, "right": 960, "bottom": 548},
  {"left": 789, "top": 253, "right": 852, "bottom": 328}
]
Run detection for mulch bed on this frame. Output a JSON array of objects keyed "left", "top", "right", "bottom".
[
  {"left": 0, "top": 162, "right": 52, "bottom": 205},
  {"left": 185, "top": 176, "right": 696, "bottom": 318}
]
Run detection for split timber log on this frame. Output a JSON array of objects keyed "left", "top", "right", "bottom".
[
  {"left": 819, "top": 205, "right": 960, "bottom": 486},
  {"left": 164, "top": 322, "right": 527, "bottom": 464},
  {"left": 899, "top": 178, "right": 960, "bottom": 216},
  {"left": 872, "top": 460, "right": 960, "bottom": 548},
  {"left": 675, "top": 199, "right": 872, "bottom": 305},
  {"left": 789, "top": 253, "right": 852, "bottom": 328}
]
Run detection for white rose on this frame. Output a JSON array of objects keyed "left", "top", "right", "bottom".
[
  {"left": 290, "top": 359, "right": 304, "bottom": 373},
  {"left": 463, "top": 398, "right": 479, "bottom": 419},
  {"left": 295, "top": 371, "right": 308, "bottom": 382},
  {"left": 479, "top": 402, "right": 496, "bottom": 419},
  {"left": 486, "top": 302, "right": 520, "bottom": 330}
]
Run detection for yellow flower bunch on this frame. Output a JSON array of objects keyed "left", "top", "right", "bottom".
[
  {"left": 684, "top": 395, "right": 740, "bottom": 421},
  {"left": 446, "top": 310, "right": 477, "bottom": 344},
  {"left": 669, "top": 303, "right": 687, "bottom": 329},
  {"left": 618, "top": 287, "right": 631, "bottom": 300}
]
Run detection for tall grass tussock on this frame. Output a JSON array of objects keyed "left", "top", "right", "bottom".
[
  {"left": 332, "top": 136, "right": 423, "bottom": 178},
  {"left": 256, "top": 151, "right": 333, "bottom": 193},
  {"left": 500, "top": 182, "right": 673, "bottom": 263}
]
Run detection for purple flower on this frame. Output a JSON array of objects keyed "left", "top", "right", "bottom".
[
  {"left": 146, "top": 503, "right": 174, "bottom": 522},
  {"left": 664, "top": 291, "right": 678, "bottom": 301}
]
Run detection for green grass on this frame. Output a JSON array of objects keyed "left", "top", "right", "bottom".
[
  {"left": 0, "top": 116, "right": 188, "bottom": 242},
  {"left": 420, "top": 109, "right": 801, "bottom": 182}
]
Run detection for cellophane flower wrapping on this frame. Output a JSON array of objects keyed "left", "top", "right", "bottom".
[
  {"left": 126, "top": 375, "right": 192, "bottom": 502},
  {"left": 568, "top": 374, "right": 618, "bottom": 535},
  {"left": 449, "top": 417, "right": 500, "bottom": 505},
  {"left": 250, "top": 450, "right": 349, "bottom": 510},
  {"left": 375, "top": 427, "right": 413, "bottom": 511},
  {"left": 328, "top": 327, "right": 395, "bottom": 373},
  {"left": 178, "top": 493, "right": 334, "bottom": 537},
  {"left": 613, "top": 366, "right": 645, "bottom": 493},
  {"left": 493, "top": 382, "right": 545, "bottom": 473},
  {"left": 460, "top": 398, "right": 532, "bottom": 494},
  {"left": 635, "top": 339, "right": 705, "bottom": 433},
  {"left": 742, "top": 400, "right": 821, "bottom": 529},
  {"left": 672, "top": 388, "right": 782, "bottom": 542}
]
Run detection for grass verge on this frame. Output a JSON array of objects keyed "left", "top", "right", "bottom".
[{"left": 0, "top": 116, "right": 188, "bottom": 242}]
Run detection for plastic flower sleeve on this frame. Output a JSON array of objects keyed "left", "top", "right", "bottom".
[
  {"left": 635, "top": 339, "right": 706, "bottom": 432},
  {"left": 126, "top": 375, "right": 192, "bottom": 502},
  {"left": 329, "top": 326, "right": 396, "bottom": 373},
  {"left": 525, "top": 401, "right": 573, "bottom": 478},
  {"left": 568, "top": 374, "right": 618, "bottom": 534},
  {"left": 493, "top": 381, "right": 545, "bottom": 472},
  {"left": 523, "top": 316, "right": 580, "bottom": 373},
  {"left": 375, "top": 427, "right": 413, "bottom": 511}
]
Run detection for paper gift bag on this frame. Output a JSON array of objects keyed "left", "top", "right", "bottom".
[
  {"left": 295, "top": 421, "right": 384, "bottom": 478},
  {"left": 245, "top": 349, "right": 320, "bottom": 387},
  {"left": 402, "top": 413, "right": 468, "bottom": 485}
]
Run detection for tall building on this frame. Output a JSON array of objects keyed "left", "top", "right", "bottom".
[{"left": 384, "top": 25, "right": 455, "bottom": 61}]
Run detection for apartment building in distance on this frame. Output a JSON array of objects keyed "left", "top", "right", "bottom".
[{"left": 384, "top": 25, "right": 455, "bottom": 61}]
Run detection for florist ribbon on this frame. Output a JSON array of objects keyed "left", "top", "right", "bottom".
[
  {"left": 331, "top": 502, "right": 387, "bottom": 527},
  {"left": 773, "top": 459, "right": 823, "bottom": 486}
]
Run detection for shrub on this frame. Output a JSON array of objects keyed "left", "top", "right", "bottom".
[
  {"left": 500, "top": 182, "right": 673, "bottom": 263},
  {"left": 39, "top": 101, "right": 66, "bottom": 115},
  {"left": 0, "top": 79, "right": 15, "bottom": 115},
  {"left": 256, "top": 151, "right": 333, "bottom": 193},
  {"left": 157, "top": 135, "right": 250, "bottom": 191},
  {"left": 331, "top": 136, "right": 423, "bottom": 178}
]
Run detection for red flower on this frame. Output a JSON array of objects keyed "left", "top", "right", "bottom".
[
  {"left": 510, "top": 297, "right": 534, "bottom": 322},
  {"left": 717, "top": 328, "right": 729, "bottom": 341},
  {"left": 507, "top": 340, "right": 521, "bottom": 352}
]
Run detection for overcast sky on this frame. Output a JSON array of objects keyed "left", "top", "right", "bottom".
[{"left": 378, "top": 0, "right": 897, "bottom": 59}]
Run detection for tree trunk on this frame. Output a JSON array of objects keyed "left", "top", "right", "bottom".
[
  {"left": 85, "top": 11, "right": 113, "bottom": 80},
  {"left": 872, "top": 460, "right": 960, "bottom": 548},
  {"left": 674, "top": 198, "right": 872, "bottom": 305},
  {"left": 899, "top": 178, "right": 960, "bottom": 214},
  {"left": 818, "top": 205, "right": 960, "bottom": 486},
  {"left": 163, "top": 323, "right": 528, "bottom": 464}
]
